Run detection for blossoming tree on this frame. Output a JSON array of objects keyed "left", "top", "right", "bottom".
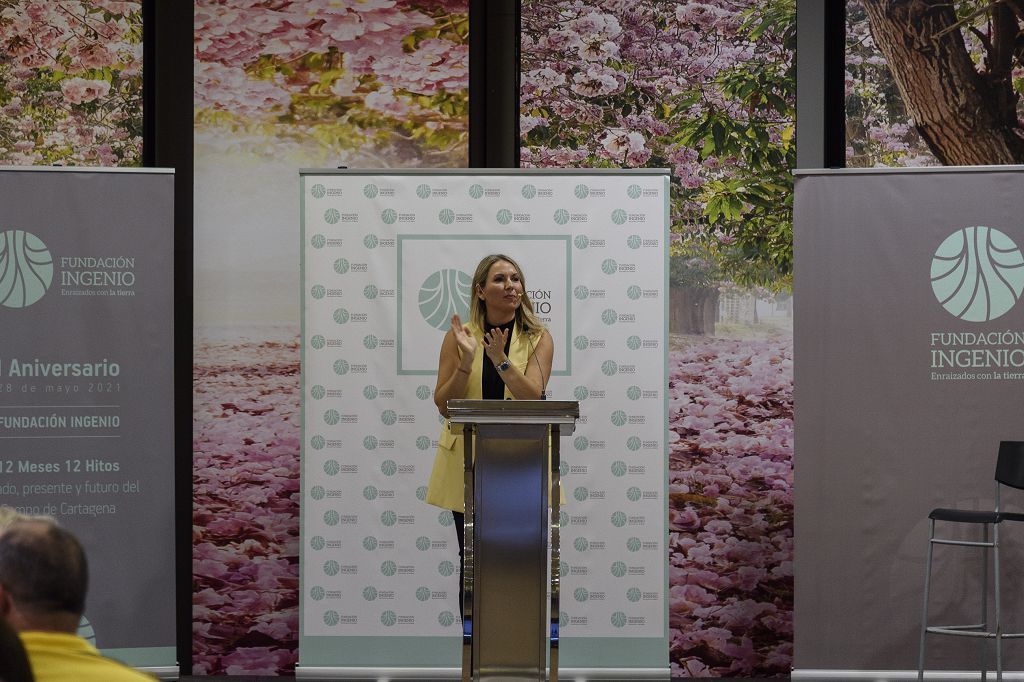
[{"left": 0, "top": 0, "right": 142, "bottom": 166}]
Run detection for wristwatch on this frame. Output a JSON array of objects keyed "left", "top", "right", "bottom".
[{"left": 495, "top": 359, "right": 510, "bottom": 373}]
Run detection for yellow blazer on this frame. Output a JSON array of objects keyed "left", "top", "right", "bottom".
[{"left": 426, "top": 320, "right": 538, "bottom": 511}]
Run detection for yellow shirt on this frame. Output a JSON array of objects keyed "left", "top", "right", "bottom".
[
  {"left": 426, "top": 321, "right": 562, "bottom": 511},
  {"left": 20, "top": 631, "right": 156, "bottom": 682}
]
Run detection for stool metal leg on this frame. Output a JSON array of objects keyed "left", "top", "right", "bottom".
[
  {"left": 981, "top": 524, "right": 989, "bottom": 682},
  {"left": 994, "top": 523, "right": 1002, "bottom": 682},
  {"left": 918, "top": 519, "right": 936, "bottom": 681}
]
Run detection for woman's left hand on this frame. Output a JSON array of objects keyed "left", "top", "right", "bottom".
[{"left": 482, "top": 327, "right": 509, "bottom": 365}]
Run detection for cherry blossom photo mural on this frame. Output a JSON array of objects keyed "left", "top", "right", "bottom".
[
  {"left": 521, "top": 1, "right": 795, "bottom": 676},
  {"left": 193, "top": 1, "right": 467, "bottom": 675},
  {"left": 0, "top": 0, "right": 143, "bottom": 166}
]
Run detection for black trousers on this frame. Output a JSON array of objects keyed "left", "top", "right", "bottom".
[{"left": 452, "top": 511, "right": 465, "bottom": 614}]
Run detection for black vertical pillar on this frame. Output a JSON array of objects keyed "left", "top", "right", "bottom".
[
  {"left": 145, "top": 0, "right": 194, "bottom": 674},
  {"left": 469, "top": 0, "right": 521, "bottom": 168},
  {"left": 796, "top": 0, "right": 846, "bottom": 168}
]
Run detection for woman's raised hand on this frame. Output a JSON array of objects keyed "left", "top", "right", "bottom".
[
  {"left": 451, "top": 314, "right": 477, "bottom": 356},
  {"left": 482, "top": 326, "right": 509, "bottom": 364}
]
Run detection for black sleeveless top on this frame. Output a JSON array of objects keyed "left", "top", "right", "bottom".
[{"left": 481, "top": 320, "right": 514, "bottom": 399}]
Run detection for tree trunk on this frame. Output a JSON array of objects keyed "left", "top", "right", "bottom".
[
  {"left": 862, "top": 0, "right": 1024, "bottom": 165},
  {"left": 670, "top": 286, "right": 718, "bottom": 336}
]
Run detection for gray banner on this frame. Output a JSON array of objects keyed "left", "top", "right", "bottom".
[
  {"left": 794, "top": 168, "right": 1024, "bottom": 671},
  {"left": 0, "top": 168, "right": 175, "bottom": 660}
]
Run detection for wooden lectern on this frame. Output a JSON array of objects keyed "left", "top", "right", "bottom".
[{"left": 446, "top": 399, "right": 580, "bottom": 682}]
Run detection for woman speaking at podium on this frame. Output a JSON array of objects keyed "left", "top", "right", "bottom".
[{"left": 426, "top": 253, "right": 554, "bottom": 597}]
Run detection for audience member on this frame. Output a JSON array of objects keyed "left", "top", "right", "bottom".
[{"left": 0, "top": 515, "right": 153, "bottom": 681}]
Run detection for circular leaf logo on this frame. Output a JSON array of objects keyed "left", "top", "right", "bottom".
[
  {"left": 611, "top": 612, "right": 627, "bottom": 628},
  {"left": 469, "top": 184, "right": 484, "bottom": 199},
  {"left": 553, "top": 209, "right": 570, "bottom": 225},
  {"left": 574, "top": 436, "right": 589, "bottom": 451},
  {"left": 601, "top": 309, "right": 618, "bottom": 325},
  {"left": 496, "top": 208, "right": 512, "bottom": 225},
  {"left": 416, "top": 586, "right": 431, "bottom": 601},
  {"left": 310, "top": 485, "right": 326, "bottom": 501},
  {"left": 310, "top": 335, "right": 326, "bottom": 350},
  {"left": 380, "top": 510, "right": 397, "bottom": 526},
  {"left": 416, "top": 435, "right": 431, "bottom": 450},
  {"left": 626, "top": 436, "right": 641, "bottom": 451},
  {"left": 560, "top": 611, "right": 569, "bottom": 628},
  {"left": 381, "top": 459, "right": 397, "bottom": 476},
  {"left": 363, "top": 586, "right": 378, "bottom": 600},
  {"left": 363, "top": 234, "right": 379, "bottom": 249},
  {"left": 601, "top": 360, "right": 618, "bottom": 376},
  {"left": 611, "top": 511, "right": 627, "bottom": 527},
  {"left": 521, "top": 184, "right": 536, "bottom": 199},
  {"left": 610, "top": 410, "right": 627, "bottom": 427},
  {"left": 611, "top": 461, "right": 627, "bottom": 477},
  {"left": 381, "top": 610, "right": 397, "bottom": 626},
  {"left": 363, "top": 485, "right": 378, "bottom": 500},
  {"left": 574, "top": 235, "right": 589, "bottom": 249},
  {"left": 363, "top": 435, "right": 378, "bottom": 450},
  {"left": 438, "top": 560, "right": 455, "bottom": 577},
  {"left": 333, "top": 308, "right": 350, "bottom": 324},
  {"left": 574, "top": 587, "right": 589, "bottom": 602},
  {"left": 602, "top": 258, "right": 618, "bottom": 274},
  {"left": 381, "top": 409, "right": 397, "bottom": 425},
  {"left": 415, "top": 536, "right": 431, "bottom": 551},
  {"left": 626, "top": 335, "right": 642, "bottom": 350},
  {"left": 323, "top": 510, "right": 340, "bottom": 526},
  {"left": 323, "top": 559, "right": 340, "bottom": 576},
  {"left": 333, "top": 359, "right": 350, "bottom": 375},
  {"left": 334, "top": 258, "right": 350, "bottom": 274},
  {"left": 626, "top": 486, "right": 642, "bottom": 502},
  {"left": 932, "top": 226, "right": 1024, "bottom": 321},
  {"left": 310, "top": 234, "right": 326, "bottom": 249},
  {"left": 416, "top": 183, "right": 431, "bottom": 199},
  {"left": 363, "top": 284, "right": 378, "bottom": 299},
  {"left": 324, "top": 208, "right": 340, "bottom": 224},
  {"left": 627, "top": 234, "right": 642, "bottom": 249},
  {"left": 438, "top": 510, "right": 454, "bottom": 527},
  {"left": 574, "top": 385, "right": 590, "bottom": 400},
  {"left": 611, "top": 561, "right": 627, "bottom": 577},
  {"left": 311, "top": 183, "right": 326, "bottom": 198},
  {"left": 419, "top": 269, "right": 472, "bottom": 330},
  {"left": 381, "top": 560, "right": 397, "bottom": 577},
  {"left": 323, "top": 459, "right": 340, "bottom": 476},
  {"left": 627, "top": 587, "right": 642, "bottom": 602},
  {"left": 574, "top": 183, "right": 590, "bottom": 199},
  {"left": 416, "top": 385, "right": 431, "bottom": 400},
  {"left": 310, "top": 384, "right": 326, "bottom": 399},
  {"left": 363, "top": 183, "right": 379, "bottom": 198},
  {"left": 363, "top": 536, "right": 378, "bottom": 551},
  {"left": 310, "top": 585, "right": 326, "bottom": 601},
  {"left": 627, "top": 285, "right": 642, "bottom": 300},
  {"left": 324, "top": 610, "right": 340, "bottom": 626},
  {"left": 574, "top": 486, "right": 589, "bottom": 502},
  {"left": 439, "top": 611, "right": 455, "bottom": 627},
  {"left": 311, "top": 284, "right": 326, "bottom": 299},
  {"left": 573, "top": 537, "right": 589, "bottom": 552},
  {"left": 627, "top": 184, "right": 642, "bottom": 199},
  {"left": 611, "top": 209, "right": 627, "bottom": 225},
  {"left": 364, "top": 334, "right": 379, "bottom": 349},
  {"left": 310, "top": 435, "right": 325, "bottom": 450},
  {"left": 323, "top": 409, "right": 340, "bottom": 426},
  {"left": 574, "top": 335, "right": 590, "bottom": 350},
  {"left": 310, "top": 535, "right": 326, "bottom": 551},
  {"left": 416, "top": 486, "right": 428, "bottom": 501},
  {"left": 559, "top": 461, "right": 569, "bottom": 477},
  {"left": 439, "top": 208, "right": 455, "bottom": 224},
  {"left": 363, "top": 385, "right": 378, "bottom": 399},
  {"left": 626, "top": 385, "right": 641, "bottom": 400},
  {"left": 626, "top": 537, "right": 642, "bottom": 552},
  {"left": 573, "top": 285, "right": 589, "bottom": 300}
]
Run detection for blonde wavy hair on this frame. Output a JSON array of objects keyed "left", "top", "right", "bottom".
[{"left": 469, "top": 254, "right": 545, "bottom": 335}]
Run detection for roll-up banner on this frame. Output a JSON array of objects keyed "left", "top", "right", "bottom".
[
  {"left": 793, "top": 167, "right": 1024, "bottom": 677},
  {"left": 0, "top": 167, "right": 176, "bottom": 672},
  {"left": 298, "top": 169, "right": 669, "bottom": 677}
]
